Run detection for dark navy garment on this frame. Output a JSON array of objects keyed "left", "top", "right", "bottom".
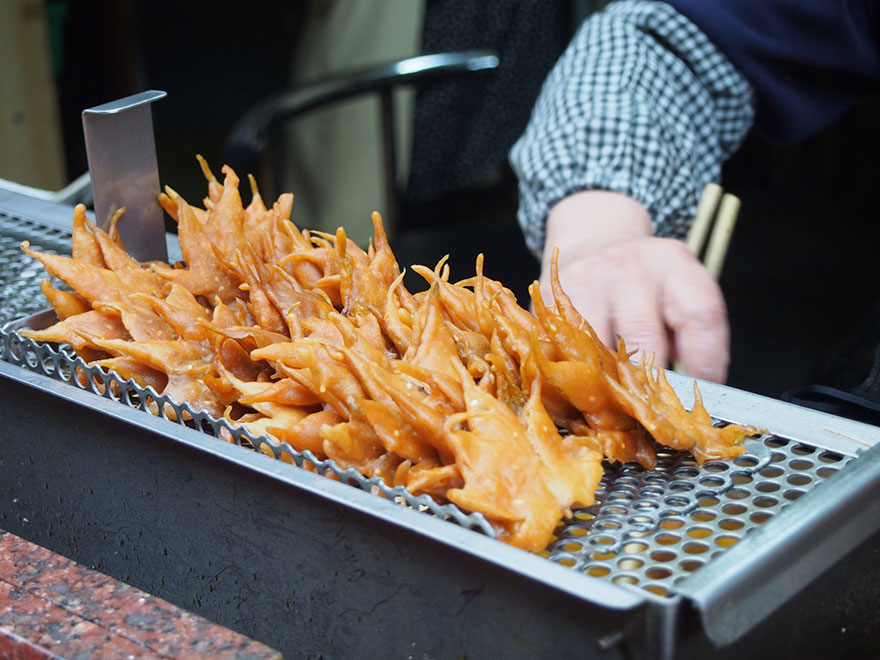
[{"left": 665, "top": 0, "right": 880, "bottom": 142}]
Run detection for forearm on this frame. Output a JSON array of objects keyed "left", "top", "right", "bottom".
[{"left": 510, "top": 0, "right": 755, "bottom": 256}]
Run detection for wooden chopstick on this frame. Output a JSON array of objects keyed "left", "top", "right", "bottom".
[
  {"left": 685, "top": 182, "right": 741, "bottom": 278},
  {"left": 673, "top": 183, "right": 742, "bottom": 373},
  {"left": 686, "top": 182, "right": 723, "bottom": 256},
  {"left": 702, "top": 192, "right": 740, "bottom": 279}
]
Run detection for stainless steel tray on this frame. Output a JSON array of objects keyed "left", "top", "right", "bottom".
[{"left": 3, "top": 188, "right": 880, "bottom": 659}]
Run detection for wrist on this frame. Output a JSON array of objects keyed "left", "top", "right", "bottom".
[
  {"left": 543, "top": 190, "right": 654, "bottom": 275},
  {"left": 545, "top": 190, "right": 653, "bottom": 253}
]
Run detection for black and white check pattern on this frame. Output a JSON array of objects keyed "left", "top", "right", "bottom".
[{"left": 509, "top": 0, "right": 756, "bottom": 256}]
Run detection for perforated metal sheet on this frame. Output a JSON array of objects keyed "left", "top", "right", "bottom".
[
  {"left": 0, "top": 197, "right": 867, "bottom": 603},
  {"left": 0, "top": 210, "right": 71, "bottom": 324},
  {"left": 544, "top": 436, "right": 852, "bottom": 596}
]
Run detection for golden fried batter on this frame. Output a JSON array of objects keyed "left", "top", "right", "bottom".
[{"left": 19, "top": 158, "right": 759, "bottom": 553}]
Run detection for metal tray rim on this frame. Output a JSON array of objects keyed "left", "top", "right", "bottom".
[{"left": 0, "top": 356, "right": 652, "bottom": 615}]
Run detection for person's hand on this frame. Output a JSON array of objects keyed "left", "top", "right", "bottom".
[{"left": 540, "top": 190, "right": 729, "bottom": 383}]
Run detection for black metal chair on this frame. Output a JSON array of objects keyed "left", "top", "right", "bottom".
[{"left": 223, "top": 50, "right": 499, "bottom": 235}]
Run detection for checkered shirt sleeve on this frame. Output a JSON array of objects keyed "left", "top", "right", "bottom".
[{"left": 509, "top": 0, "right": 756, "bottom": 256}]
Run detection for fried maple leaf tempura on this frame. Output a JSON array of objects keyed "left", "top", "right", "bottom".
[{"left": 19, "top": 158, "right": 759, "bottom": 553}]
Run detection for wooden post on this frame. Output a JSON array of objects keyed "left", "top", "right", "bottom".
[{"left": 0, "top": 0, "right": 66, "bottom": 190}]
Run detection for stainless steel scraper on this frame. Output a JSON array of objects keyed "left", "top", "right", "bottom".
[{"left": 82, "top": 90, "right": 168, "bottom": 262}]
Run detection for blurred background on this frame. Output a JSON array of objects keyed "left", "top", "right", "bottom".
[{"left": 2, "top": 0, "right": 879, "bottom": 403}]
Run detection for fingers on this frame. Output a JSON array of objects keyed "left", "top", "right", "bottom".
[
  {"left": 541, "top": 189, "right": 730, "bottom": 382},
  {"left": 674, "top": 306, "right": 729, "bottom": 383},
  {"left": 556, "top": 242, "right": 671, "bottom": 365},
  {"left": 600, "top": 248, "right": 668, "bottom": 366},
  {"left": 634, "top": 239, "right": 729, "bottom": 382},
  {"left": 540, "top": 236, "right": 730, "bottom": 383},
  {"left": 538, "top": 260, "right": 614, "bottom": 346},
  {"left": 666, "top": 266, "right": 730, "bottom": 383},
  {"left": 610, "top": 295, "right": 668, "bottom": 368},
  {"left": 565, "top": 281, "right": 613, "bottom": 349}
]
